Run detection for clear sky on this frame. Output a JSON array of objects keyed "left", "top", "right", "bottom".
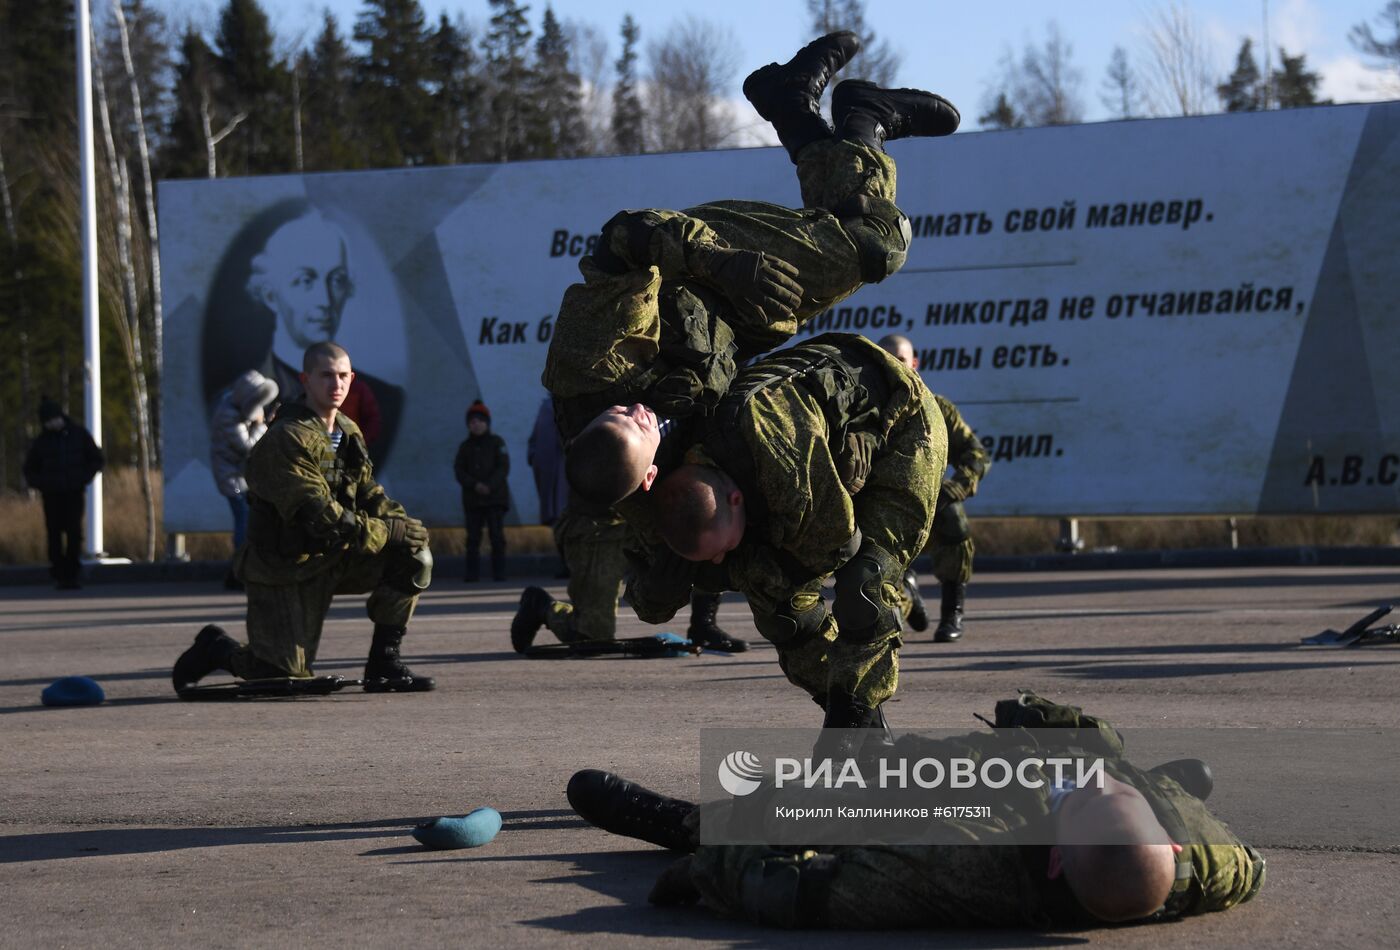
[{"left": 173, "top": 0, "right": 1398, "bottom": 135}]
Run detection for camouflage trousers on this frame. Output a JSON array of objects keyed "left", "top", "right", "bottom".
[
  {"left": 544, "top": 139, "right": 902, "bottom": 421},
  {"left": 928, "top": 498, "right": 975, "bottom": 585},
  {"left": 688, "top": 841, "right": 1017, "bottom": 930},
  {"left": 929, "top": 536, "right": 975, "bottom": 586},
  {"left": 688, "top": 137, "right": 898, "bottom": 321},
  {"left": 231, "top": 545, "right": 423, "bottom": 679},
  {"left": 755, "top": 387, "right": 947, "bottom": 709},
  {"left": 545, "top": 509, "right": 630, "bottom": 643}
]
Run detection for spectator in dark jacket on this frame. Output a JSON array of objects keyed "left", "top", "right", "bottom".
[
  {"left": 23, "top": 399, "right": 104, "bottom": 589},
  {"left": 453, "top": 400, "right": 511, "bottom": 581}
]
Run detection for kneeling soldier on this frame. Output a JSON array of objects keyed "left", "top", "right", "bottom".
[{"left": 173, "top": 342, "right": 434, "bottom": 694}]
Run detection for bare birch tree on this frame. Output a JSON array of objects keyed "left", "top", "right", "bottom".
[
  {"left": 91, "top": 25, "right": 157, "bottom": 561},
  {"left": 983, "top": 21, "right": 1084, "bottom": 128},
  {"left": 645, "top": 16, "right": 742, "bottom": 152},
  {"left": 566, "top": 20, "right": 612, "bottom": 156},
  {"left": 109, "top": 0, "right": 163, "bottom": 426},
  {"left": 201, "top": 92, "right": 247, "bottom": 177},
  {"left": 1139, "top": 0, "right": 1219, "bottom": 116}
]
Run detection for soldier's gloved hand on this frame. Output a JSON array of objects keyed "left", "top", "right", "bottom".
[
  {"left": 638, "top": 547, "right": 698, "bottom": 606},
  {"left": 691, "top": 246, "right": 803, "bottom": 321},
  {"left": 940, "top": 478, "right": 969, "bottom": 503},
  {"left": 648, "top": 856, "right": 700, "bottom": 906},
  {"left": 385, "top": 516, "right": 430, "bottom": 550}
]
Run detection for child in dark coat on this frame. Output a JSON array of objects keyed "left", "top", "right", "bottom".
[{"left": 453, "top": 400, "right": 512, "bottom": 581}]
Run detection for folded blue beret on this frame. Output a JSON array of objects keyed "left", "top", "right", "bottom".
[{"left": 41, "top": 676, "right": 105, "bottom": 707}]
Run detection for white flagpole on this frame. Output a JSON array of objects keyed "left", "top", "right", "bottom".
[{"left": 75, "top": 0, "right": 104, "bottom": 556}]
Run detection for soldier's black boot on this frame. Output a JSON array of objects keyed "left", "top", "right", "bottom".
[
  {"left": 833, "top": 79, "right": 961, "bottom": 150},
  {"left": 1150, "top": 758, "right": 1214, "bottom": 801},
  {"left": 511, "top": 586, "right": 556, "bottom": 653},
  {"left": 567, "top": 769, "right": 697, "bottom": 852},
  {"left": 743, "top": 31, "right": 861, "bottom": 162},
  {"left": 933, "top": 582, "right": 965, "bottom": 643},
  {"left": 902, "top": 569, "right": 929, "bottom": 633},
  {"left": 491, "top": 548, "right": 507, "bottom": 583},
  {"left": 686, "top": 591, "right": 749, "bottom": 653},
  {"left": 814, "top": 691, "right": 884, "bottom": 762},
  {"left": 464, "top": 551, "right": 480, "bottom": 582},
  {"left": 363, "top": 625, "right": 436, "bottom": 692},
  {"left": 172, "top": 624, "right": 240, "bottom": 692}
]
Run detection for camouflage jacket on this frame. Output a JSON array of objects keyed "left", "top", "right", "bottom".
[
  {"left": 629, "top": 334, "right": 926, "bottom": 622},
  {"left": 543, "top": 198, "right": 871, "bottom": 439},
  {"left": 237, "top": 403, "right": 406, "bottom": 585},
  {"left": 935, "top": 394, "right": 990, "bottom": 503}
]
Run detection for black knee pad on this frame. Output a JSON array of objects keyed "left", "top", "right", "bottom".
[
  {"left": 384, "top": 545, "right": 433, "bottom": 594},
  {"left": 832, "top": 195, "right": 911, "bottom": 284},
  {"left": 932, "top": 500, "right": 970, "bottom": 544},
  {"left": 753, "top": 601, "right": 830, "bottom": 648},
  {"left": 833, "top": 542, "right": 902, "bottom": 642}
]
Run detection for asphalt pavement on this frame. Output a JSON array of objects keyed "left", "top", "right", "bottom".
[{"left": 2, "top": 566, "right": 1398, "bottom": 948}]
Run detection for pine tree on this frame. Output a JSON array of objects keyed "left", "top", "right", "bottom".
[
  {"left": 1100, "top": 46, "right": 1143, "bottom": 119},
  {"left": 303, "top": 12, "right": 362, "bottom": 170},
  {"left": 978, "top": 92, "right": 1023, "bottom": 130},
  {"left": 0, "top": 0, "right": 83, "bottom": 479},
  {"left": 481, "top": 0, "right": 535, "bottom": 162},
  {"left": 161, "top": 28, "right": 224, "bottom": 179},
  {"left": 528, "top": 7, "right": 586, "bottom": 158},
  {"left": 1272, "top": 49, "right": 1329, "bottom": 108},
  {"left": 353, "top": 0, "right": 434, "bottom": 167},
  {"left": 426, "top": 13, "right": 479, "bottom": 165},
  {"left": 1217, "top": 38, "right": 1262, "bottom": 112},
  {"left": 213, "top": 0, "right": 289, "bottom": 174},
  {"left": 1349, "top": 1, "right": 1400, "bottom": 76},
  {"left": 611, "top": 15, "right": 643, "bottom": 155}
]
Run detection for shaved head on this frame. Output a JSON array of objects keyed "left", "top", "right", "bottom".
[
  {"left": 878, "top": 333, "right": 917, "bottom": 371},
  {"left": 1054, "top": 777, "right": 1179, "bottom": 922}
]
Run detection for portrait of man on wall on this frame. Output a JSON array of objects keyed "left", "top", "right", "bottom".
[{"left": 201, "top": 198, "right": 404, "bottom": 465}]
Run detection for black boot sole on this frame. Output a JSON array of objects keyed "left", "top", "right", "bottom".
[
  {"left": 742, "top": 31, "right": 861, "bottom": 119},
  {"left": 834, "top": 79, "right": 962, "bottom": 140},
  {"left": 363, "top": 675, "right": 436, "bottom": 693}
]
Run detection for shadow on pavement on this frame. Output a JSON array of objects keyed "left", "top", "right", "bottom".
[
  {"left": 967, "top": 571, "right": 1399, "bottom": 600},
  {"left": 0, "top": 809, "right": 583, "bottom": 863},
  {"left": 448, "top": 849, "right": 1088, "bottom": 947}
]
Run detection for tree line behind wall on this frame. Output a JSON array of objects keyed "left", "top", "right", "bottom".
[
  {"left": 0, "top": 0, "right": 880, "bottom": 506},
  {"left": 4, "top": 0, "right": 1399, "bottom": 555}
]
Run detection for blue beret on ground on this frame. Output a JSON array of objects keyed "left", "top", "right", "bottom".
[
  {"left": 41, "top": 676, "right": 105, "bottom": 707},
  {"left": 413, "top": 807, "right": 503, "bottom": 850},
  {"left": 653, "top": 632, "right": 694, "bottom": 657}
]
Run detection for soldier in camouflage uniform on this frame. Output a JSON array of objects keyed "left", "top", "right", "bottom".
[
  {"left": 520, "top": 33, "right": 958, "bottom": 655},
  {"left": 549, "top": 33, "right": 960, "bottom": 507},
  {"left": 173, "top": 343, "right": 435, "bottom": 693},
  {"left": 568, "top": 692, "right": 1265, "bottom": 929},
  {"left": 879, "top": 334, "right": 991, "bottom": 642},
  {"left": 879, "top": 338, "right": 991, "bottom": 643},
  {"left": 511, "top": 502, "right": 629, "bottom": 651},
  {"left": 927, "top": 393, "right": 990, "bottom": 640},
  {"left": 627, "top": 334, "right": 947, "bottom": 749}
]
